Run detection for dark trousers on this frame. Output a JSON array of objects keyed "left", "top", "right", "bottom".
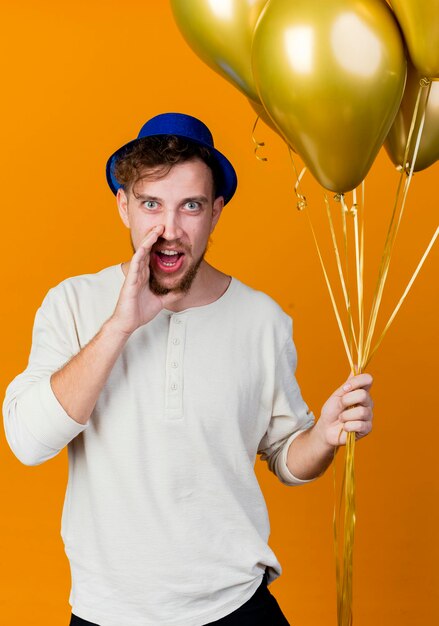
[{"left": 69, "top": 573, "right": 290, "bottom": 625}]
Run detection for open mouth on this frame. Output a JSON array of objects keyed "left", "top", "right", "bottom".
[{"left": 153, "top": 250, "right": 185, "bottom": 273}]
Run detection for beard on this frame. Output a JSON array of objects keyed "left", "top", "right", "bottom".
[{"left": 149, "top": 250, "right": 206, "bottom": 296}]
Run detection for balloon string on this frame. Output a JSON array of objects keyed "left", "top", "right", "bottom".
[
  {"left": 324, "top": 194, "right": 358, "bottom": 355},
  {"left": 335, "top": 77, "right": 431, "bottom": 621},
  {"left": 333, "top": 429, "right": 344, "bottom": 625},
  {"left": 364, "top": 80, "right": 425, "bottom": 354},
  {"left": 338, "top": 190, "right": 363, "bottom": 625},
  {"left": 333, "top": 428, "right": 356, "bottom": 626},
  {"left": 288, "top": 147, "right": 307, "bottom": 211},
  {"left": 289, "top": 150, "right": 357, "bottom": 625},
  {"left": 338, "top": 195, "right": 351, "bottom": 349},
  {"left": 341, "top": 194, "right": 361, "bottom": 358},
  {"left": 288, "top": 150, "right": 355, "bottom": 370},
  {"left": 364, "top": 224, "right": 439, "bottom": 368},
  {"left": 251, "top": 115, "right": 268, "bottom": 162},
  {"left": 339, "top": 195, "right": 353, "bottom": 357},
  {"left": 359, "top": 183, "right": 365, "bottom": 368},
  {"left": 351, "top": 190, "right": 365, "bottom": 369},
  {"left": 314, "top": 190, "right": 363, "bottom": 626},
  {"left": 341, "top": 430, "right": 356, "bottom": 626},
  {"left": 363, "top": 79, "right": 431, "bottom": 364}
]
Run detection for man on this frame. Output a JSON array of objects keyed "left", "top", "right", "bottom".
[{"left": 3, "top": 113, "right": 373, "bottom": 626}]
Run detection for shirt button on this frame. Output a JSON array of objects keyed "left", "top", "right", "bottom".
[
  {"left": 174, "top": 318, "right": 182, "bottom": 325},
  {"left": 171, "top": 361, "right": 178, "bottom": 368},
  {"left": 172, "top": 338, "right": 180, "bottom": 345},
  {"left": 171, "top": 383, "right": 178, "bottom": 391}
]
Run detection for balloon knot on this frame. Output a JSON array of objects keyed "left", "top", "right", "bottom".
[{"left": 396, "top": 163, "right": 412, "bottom": 176}]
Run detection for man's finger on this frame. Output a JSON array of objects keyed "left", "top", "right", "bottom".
[
  {"left": 138, "top": 224, "right": 165, "bottom": 253},
  {"left": 128, "top": 224, "right": 164, "bottom": 279},
  {"left": 342, "top": 419, "right": 372, "bottom": 437},
  {"left": 340, "top": 405, "right": 373, "bottom": 423},
  {"left": 341, "top": 388, "right": 373, "bottom": 408},
  {"left": 336, "top": 373, "right": 373, "bottom": 396},
  {"left": 126, "top": 225, "right": 165, "bottom": 283}
]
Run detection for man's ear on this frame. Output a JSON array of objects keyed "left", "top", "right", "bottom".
[
  {"left": 210, "top": 196, "right": 224, "bottom": 233},
  {"left": 117, "top": 188, "right": 130, "bottom": 228}
]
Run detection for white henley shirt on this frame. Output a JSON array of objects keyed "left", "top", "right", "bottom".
[{"left": 3, "top": 264, "right": 315, "bottom": 626}]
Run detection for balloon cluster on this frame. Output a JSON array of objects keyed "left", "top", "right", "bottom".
[
  {"left": 171, "top": 0, "right": 439, "bottom": 192},
  {"left": 171, "top": 5, "right": 439, "bottom": 626}
]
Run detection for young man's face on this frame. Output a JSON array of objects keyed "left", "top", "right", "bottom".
[{"left": 117, "top": 158, "right": 224, "bottom": 295}]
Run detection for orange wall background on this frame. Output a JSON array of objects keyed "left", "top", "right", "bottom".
[{"left": 1, "top": 2, "right": 438, "bottom": 625}]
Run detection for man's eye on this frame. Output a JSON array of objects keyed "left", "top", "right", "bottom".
[
  {"left": 185, "top": 201, "right": 200, "bottom": 211},
  {"left": 144, "top": 201, "right": 158, "bottom": 209}
]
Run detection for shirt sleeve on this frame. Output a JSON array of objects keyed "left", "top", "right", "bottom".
[
  {"left": 258, "top": 326, "right": 316, "bottom": 486},
  {"left": 2, "top": 287, "right": 89, "bottom": 466}
]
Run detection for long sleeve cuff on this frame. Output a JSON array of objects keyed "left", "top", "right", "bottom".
[
  {"left": 276, "top": 425, "right": 317, "bottom": 486},
  {"left": 20, "top": 375, "right": 89, "bottom": 450}
]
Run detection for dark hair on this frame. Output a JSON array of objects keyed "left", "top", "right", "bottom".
[{"left": 113, "top": 135, "right": 223, "bottom": 198}]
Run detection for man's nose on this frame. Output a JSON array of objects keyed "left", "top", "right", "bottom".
[{"left": 162, "top": 210, "right": 183, "bottom": 241}]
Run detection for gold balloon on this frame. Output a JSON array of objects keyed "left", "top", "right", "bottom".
[
  {"left": 390, "top": 1, "right": 439, "bottom": 78},
  {"left": 385, "top": 63, "right": 439, "bottom": 172},
  {"left": 252, "top": 0, "right": 406, "bottom": 193},
  {"left": 170, "top": 0, "right": 269, "bottom": 102}
]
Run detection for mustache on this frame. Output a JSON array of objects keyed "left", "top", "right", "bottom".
[{"left": 152, "top": 237, "right": 191, "bottom": 253}]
